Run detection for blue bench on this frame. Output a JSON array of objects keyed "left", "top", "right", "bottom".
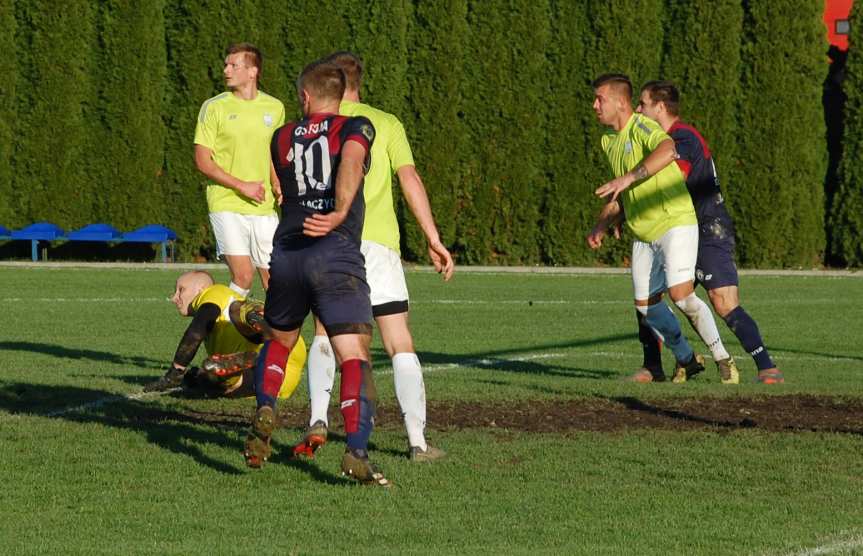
[{"left": 3, "top": 222, "right": 177, "bottom": 262}]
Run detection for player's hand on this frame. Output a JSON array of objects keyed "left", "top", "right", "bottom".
[
  {"left": 303, "top": 211, "right": 345, "bottom": 237},
  {"left": 272, "top": 179, "right": 283, "bottom": 206},
  {"left": 595, "top": 174, "right": 633, "bottom": 203},
  {"left": 587, "top": 227, "right": 606, "bottom": 250},
  {"left": 237, "top": 180, "right": 265, "bottom": 203},
  {"left": 428, "top": 240, "right": 454, "bottom": 282}
]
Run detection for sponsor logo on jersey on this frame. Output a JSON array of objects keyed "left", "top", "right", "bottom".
[
  {"left": 263, "top": 113, "right": 274, "bottom": 127},
  {"left": 624, "top": 141, "right": 633, "bottom": 154},
  {"left": 360, "top": 123, "right": 374, "bottom": 141},
  {"left": 295, "top": 120, "right": 329, "bottom": 136},
  {"left": 228, "top": 114, "right": 238, "bottom": 120}
]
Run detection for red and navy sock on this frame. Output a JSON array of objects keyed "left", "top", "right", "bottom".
[
  {"left": 636, "top": 309, "right": 663, "bottom": 372},
  {"left": 340, "top": 359, "right": 376, "bottom": 454},
  {"left": 254, "top": 339, "right": 291, "bottom": 409},
  {"left": 722, "top": 306, "right": 775, "bottom": 370}
]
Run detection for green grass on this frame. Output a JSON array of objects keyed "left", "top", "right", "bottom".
[{"left": 1, "top": 265, "right": 862, "bottom": 555}]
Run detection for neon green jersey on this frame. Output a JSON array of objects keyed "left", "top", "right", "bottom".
[
  {"left": 339, "top": 100, "right": 415, "bottom": 253},
  {"left": 601, "top": 113, "right": 697, "bottom": 242},
  {"left": 194, "top": 91, "right": 285, "bottom": 215}
]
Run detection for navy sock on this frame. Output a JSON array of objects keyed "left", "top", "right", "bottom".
[
  {"left": 723, "top": 306, "right": 775, "bottom": 370},
  {"left": 636, "top": 310, "right": 663, "bottom": 371}
]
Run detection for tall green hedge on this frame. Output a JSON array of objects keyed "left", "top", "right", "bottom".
[
  {"left": 829, "top": 2, "right": 863, "bottom": 266},
  {"left": 0, "top": 3, "right": 16, "bottom": 227},
  {"left": 731, "top": 0, "right": 827, "bottom": 267},
  {"left": 660, "top": 0, "right": 743, "bottom": 206},
  {"left": 92, "top": 0, "right": 166, "bottom": 230},
  {"left": 0, "top": 0, "right": 839, "bottom": 267},
  {"left": 14, "top": 0, "right": 98, "bottom": 229},
  {"left": 402, "top": 0, "right": 467, "bottom": 261}
]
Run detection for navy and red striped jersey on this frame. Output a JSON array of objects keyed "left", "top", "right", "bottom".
[
  {"left": 270, "top": 113, "right": 374, "bottom": 246},
  {"left": 669, "top": 121, "right": 732, "bottom": 228}
]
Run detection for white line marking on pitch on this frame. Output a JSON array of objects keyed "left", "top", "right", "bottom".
[{"left": 782, "top": 534, "right": 863, "bottom": 556}]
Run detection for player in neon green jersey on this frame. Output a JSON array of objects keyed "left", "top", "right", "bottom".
[
  {"left": 194, "top": 43, "right": 284, "bottom": 297},
  {"left": 144, "top": 270, "right": 306, "bottom": 398},
  {"left": 293, "top": 52, "right": 454, "bottom": 463},
  {"left": 588, "top": 73, "right": 735, "bottom": 384}
]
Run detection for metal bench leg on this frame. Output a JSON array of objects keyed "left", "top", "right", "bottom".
[
  {"left": 31, "top": 240, "right": 38, "bottom": 262},
  {"left": 160, "top": 242, "right": 167, "bottom": 263}
]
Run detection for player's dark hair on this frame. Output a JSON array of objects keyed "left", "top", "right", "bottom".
[
  {"left": 592, "top": 73, "right": 632, "bottom": 100},
  {"left": 324, "top": 51, "right": 363, "bottom": 91},
  {"left": 642, "top": 80, "right": 680, "bottom": 116},
  {"left": 226, "top": 43, "right": 263, "bottom": 79},
  {"left": 297, "top": 60, "right": 347, "bottom": 102}
]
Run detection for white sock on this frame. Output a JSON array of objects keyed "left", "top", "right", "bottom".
[
  {"left": 675, "top": 293, "right": 730, "bottom": 361},
  {"left": 393, "top": 352, "right": 427, "bottom": 450},
  {"left": 228, "top": 282, "right": 250, "bottom": 297},
  {"left": 307, "top": 335, "right": 336, "bottom": 426}
]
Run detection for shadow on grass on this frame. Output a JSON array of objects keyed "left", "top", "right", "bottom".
[
  {"left": 370, "top": 333, "right": 635, "bottom": 380},
  {"left": 609, "top": 396, "right": 754, "bottom": 430},
  {"left": 770, "top": 345, "right": 863, "bottom": 363},
  {"left": 0, "top": 381, "right": 246, "bottom": 474},
  {"left": 0, "top": 341, "right": 162, "bottom": 369}
]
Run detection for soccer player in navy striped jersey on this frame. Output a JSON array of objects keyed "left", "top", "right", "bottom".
[
  {"left": 242, "top": 60, "right": 390, "bottom": 486},
  {"left": 635, "top": 80, "right": 783, "bottom": 384}
]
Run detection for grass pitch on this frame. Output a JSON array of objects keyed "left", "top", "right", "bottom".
[{"left": 1, "top": 265, "right": 862, "bottom": 555}]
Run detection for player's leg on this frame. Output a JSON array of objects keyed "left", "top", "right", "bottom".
[
  {"left": 209, "top": 211, "right": 255, "bottom": 295},
  {"left": 631, "top": 301, "right": 665, "bottom": 382},
  {"left": 700, "top": 245, "right": 783, "bottom": 383},
  {"left": 291, "top": 317, "right": 334, "bottom": 458},
  {"left": 248, "top": 213, "right": 279, "bottom": 291},
  {"left": 363, "top": 240, "right": 442, "bottom": 461},
  {"left": 313, "top": 243, "right": 389, "bottom": 486},
  {"left": 243, "top": 248, "right": 308, "bottom": 468},
  {"left": 663, "top": 225, "right": 736, "bottom": 383},
  {"left": 632, "top": 239, "right": 702, "bottom": 383}
]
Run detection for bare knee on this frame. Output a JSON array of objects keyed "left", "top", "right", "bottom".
[{"left": 708, "top": 286, "right": 739, "bottom": 318}]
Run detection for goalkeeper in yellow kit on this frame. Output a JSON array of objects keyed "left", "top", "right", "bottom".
[{"left": 144, "top": 270, "right": 306, "bottom": 397}]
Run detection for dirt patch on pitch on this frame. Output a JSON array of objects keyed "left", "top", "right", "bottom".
[{"left": 280, "top": 395, "right": 863, "bottom": 435}]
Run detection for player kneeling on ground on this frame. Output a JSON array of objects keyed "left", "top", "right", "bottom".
[{"left": 144, "top": 270, "right": 306, "bottom": 399}]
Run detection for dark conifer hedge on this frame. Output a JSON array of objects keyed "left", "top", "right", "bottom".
[
  {"left": 0, "top": 0, "right": 835, "bottom": 267},
  {"left": 829, "top": 1, "right": 863, "bottom": 266}
]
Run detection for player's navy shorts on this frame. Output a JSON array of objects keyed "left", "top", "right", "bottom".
[
  {"left": 265, "top": 233, "right": 372, "bottom": 335},
  {"left": 694, "top": 215, "right": 739, "bottom": 290}
]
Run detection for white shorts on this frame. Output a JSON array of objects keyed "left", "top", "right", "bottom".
[
  {"left": 209, "top": 212, "right": 279, "bottom": 269},
  {"left": 631, "top": 225, "right": 698, "bottom": 301},
  {"left": 361, "top": 240, "right": 410, "bottom": 315}
]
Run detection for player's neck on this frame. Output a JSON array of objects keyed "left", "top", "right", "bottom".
[
  {"left": 231, "top": 82, "right": 258, "bottom": 101},
  {"left": 342, "top": 89, "right": 360, "bottom": 102},
  {"left": 659, "top": 115, "right": 678, "bottom": 132},
  {"left": 613, "top": 109, "right": 634, "bottom": 131},
  {"left": 307, "top": 100, "right": 341, "bottom": 116}
]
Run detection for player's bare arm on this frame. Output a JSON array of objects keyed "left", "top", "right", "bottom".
[
  {"left": 587, "top": 200, "right": 623, "bottom": 250},
  {"left": 194, "top": 144, "right": 265, "bottom": 203},
  {"left": 269, "top": 160, "right": 282, "bottom": 206},
  {"left": 396, "top": 164, "right": 455, "bottom": 281},
  {"left": 595, "top": 138, "right": 678, "bottom": 202},
  {"left": 303, "top": 140, "right": 367, "bottom": 237}
]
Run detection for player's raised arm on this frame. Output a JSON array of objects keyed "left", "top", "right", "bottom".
[{"left": 595, "top": 138, "right": 677, "bottom": 202}]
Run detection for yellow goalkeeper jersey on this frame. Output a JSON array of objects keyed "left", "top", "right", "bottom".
[{"left": 190, "top": 284, "right": 305, "bottom": 398}]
